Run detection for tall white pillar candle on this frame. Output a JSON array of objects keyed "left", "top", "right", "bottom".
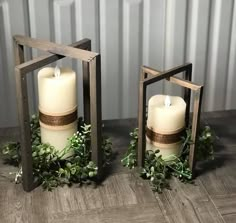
[
  {"left": 146, "top": 95, "right": 186, "bottom": 159},
  {"left": 38, "top": 67, "right": 77, "bottom": 153}
]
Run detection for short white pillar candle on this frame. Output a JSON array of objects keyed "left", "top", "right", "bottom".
[{"left": 146, "top": 94, "right": 186, "bottom": 159}]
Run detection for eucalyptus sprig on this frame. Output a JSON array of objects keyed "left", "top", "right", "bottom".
[
  {"left": 121, "top": 125, "right": 215, "bottom": 193},
  {"left": 140, "top": 150, "right": 171, "bottom": 193},
  {"left": 121, "top": 128, "right": 138, "bottom": 168},
  {"left": 1, "top": 115, "right": 112, "bottom": 191},
  {"left": 196, "top": 126, "right": 215, "bottom": 161},
  {"left": 2, "top": 141, "right": 20, "bottom": 166}
]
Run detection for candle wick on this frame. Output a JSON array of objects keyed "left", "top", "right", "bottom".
[
  {"left": 165, "top": 96, "right": 171, "bottom": 107},
  {"left": 54, "top": 66, "right": 61, "bottom": 78}
]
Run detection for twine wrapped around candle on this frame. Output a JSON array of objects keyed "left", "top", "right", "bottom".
[
  {"left": 146, "top": 126, "right": 185, "bottom": 144},
  {"left": 39, "top": 109, "right": 77, "bottom": 127}
]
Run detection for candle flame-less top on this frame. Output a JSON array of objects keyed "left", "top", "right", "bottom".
[
  {"left": 147, "top": 95, "right": 186, "bottom": 134},
  {"left": 38, "top": 67, "right": 77, "bottom": 115}
]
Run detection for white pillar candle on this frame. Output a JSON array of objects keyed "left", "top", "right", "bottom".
[
  {"left": 38, "top": 67, "right": 77, "bottom": 153},
  {"left": 146, "top": 95, "right": 186, "bottom": 159}
]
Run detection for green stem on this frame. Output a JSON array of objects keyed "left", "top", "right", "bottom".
[{"left": 167, "top": 164, "right": 191, "bottom": 179}]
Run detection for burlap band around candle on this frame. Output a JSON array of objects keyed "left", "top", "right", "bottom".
[
  {"left": 39, "top": 107, "right": 77, "bottom": 130},
  {"left": 146, "top": 126, "right": 185, "bottom": 144}
]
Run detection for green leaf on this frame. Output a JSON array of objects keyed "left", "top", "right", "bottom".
[
  {"left": 88, "top": 171, "right": 95, "bottom": 177},
  {"left": 121, "top": 125, "right": 215, "bottom": 193},
  {"left": 2, "top": 115, "right": 113, "bottom": 191}
]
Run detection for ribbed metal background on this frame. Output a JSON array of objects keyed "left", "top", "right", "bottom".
[{"left": 0, "top": 0, "right": 235, "bottom": 127}]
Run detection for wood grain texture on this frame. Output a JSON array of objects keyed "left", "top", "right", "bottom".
[
  {"left": 89, "top": 55, "right": 102, "bottom": 178},
  {"left": 49, "top": 203, "right": 167, "bottom": 223},
  {"left": 14, "top": 41, "right": 34, "bottom": 192},
  {"left": 189, "top": 86, "right": 203, "bottom": 175},
  {"left": 14, "top": 35, "right": 97, "bottom": 62},
  {"left": 156, "top": 178, "right": 225, "bottom": 223},
  {"left": 0, "top": 111, "right": 236, "bottom": 222},
  {"left": 137, "top": 79, "right": 146, "bottom": 167},
  {"left": 199, "top": 153, "right": 236, "bottom": 196},
  {"left": 212, "top": 194, "right": 236, "bottom": 223},
  {"left": 143, "top": 63, "right": 192, "bottom": 85},
  {"left": 15, "top": 38, "right": 91, "bottom": 74}
]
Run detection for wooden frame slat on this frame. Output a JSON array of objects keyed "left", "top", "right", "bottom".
[
  {"left": 189, "top": 87, "right": 203, "bottom": 175},
  {"left": 142, "top": 66, "right": 161, "bottom": 76},
  {"left": 83, "top": 61, "right": 91, "bottom": 124},
  {"left": 15, "top": 68, "right": 34, "bottom": 191},
  {"left": 138, "top": 69, "right": 147, "bottom": 166},
  {"left": 137, "top": 63, "right": 203, "bottom": 176},
  {"left": 14, "top": 42, "right": 34, "bottom": 191},
  {"left": 90, "top": 55, "right": 102, "bottom": 178},
  {"left": 183, "top": 64, "right": 192, "bottom": 127},
  {"left": 13, "top": 35, "right": 102, "bottom": 191},
  {"left": 15, "top": 38, "right": 91, "bottom": 74},
  {"left": 14, "top": 35, "right": 97, "bottom": 62},
  {"left": 143, "top": 64, "right": 192, "bottom": 85},
  {"left": 82, "top": 39, "right": 92, "bottom": 124},
  {"left": 169, "top": 76, "right": 201, "bottom": 91}
]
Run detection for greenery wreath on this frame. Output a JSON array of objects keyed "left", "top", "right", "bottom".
[
  {"left": 121, "top": 126, "right": 215, "bottom": 193},
  {"left": 1, "top": 115, "right": 112, "bottom": 191}
]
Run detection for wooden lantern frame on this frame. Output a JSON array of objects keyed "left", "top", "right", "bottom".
[
  {"left": 137, "top": 63, "right": 203, "bottom": 176},
  {"left": 13, "top": 35, "right": 102, "bottom": 192}
]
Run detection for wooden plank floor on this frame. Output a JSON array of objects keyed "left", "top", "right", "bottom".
[{"left": 0, "top": 111, "right": 235, "bottom": 223}]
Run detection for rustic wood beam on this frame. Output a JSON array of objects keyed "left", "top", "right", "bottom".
[
  {"left": 14, "top": 35, "right": 97, "bottom": 62},
  {"left": 15, "top": 38, "right": 91, "bottom": 74}
]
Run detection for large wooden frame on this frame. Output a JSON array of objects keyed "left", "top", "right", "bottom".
[
  {"left": 14, "top": 35, "right": 102, "bottom": 192},
  {"left": 137, "top": 63, "right": 203, "bottom": 177}
]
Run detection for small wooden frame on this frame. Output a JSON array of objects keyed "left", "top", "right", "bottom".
[
  {"left": 137, "top": 63, "right": 203, "bottom": 177},
  {"left": 13, "top": 35, "right": 102, "bottom": 192}
]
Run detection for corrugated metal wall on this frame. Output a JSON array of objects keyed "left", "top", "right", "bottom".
[{"left": 0, "top": 0, "right": 236, "bottom": 127}]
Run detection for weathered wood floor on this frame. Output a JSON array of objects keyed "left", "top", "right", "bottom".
[{"left": 0, "top": 111, "right": 235, "bottom": 223}]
